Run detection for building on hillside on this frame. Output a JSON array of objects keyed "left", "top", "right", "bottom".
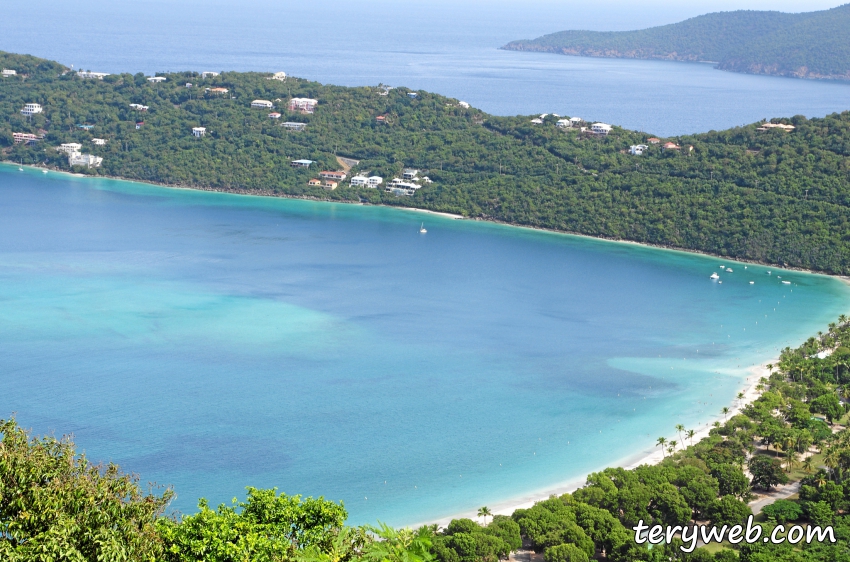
[
  {"left": 402, "top": 168, "right": 419, "bottom": 180},
  {"left": 458, "top": 101, "right": 470, "bottom": 109},
  {"left": 366, "top": 176, "right": 383, "bottom": 188},
  {"left": 375, "top": 115, "right": 386, "bottom": 123},
  {"left": 663, "top": 142, "right": 681, "bottom": 150},
  {"left": 629, "top": 144, "right": 648, "bottom": 155},
  {"left": 269, "top": 72, "right": 287, "bottom": 81},
  {"left": 530, "top": 118, "right": 543, "bottom": 124},
  {"left": 290, "top": 159, "right": 314, "bottom": 168},
  {"left": 69, "top": 153, "right": 103, "bottom": 168},
  {"left": 78, "top": 70, "right": 109, "bottom": 79},
  {"left": 206, "top": 87, "right": 229, "bottom": 95},
  {"left": 57, "top": 143, "right": 82, "bottom": 155},
  {"left": 386, "top": 178, "right": 420, "bottom": 196},
  {"left": 92, "top": 138, "right": 107, "bottom": 146},
  {"left": 320, "top": 171, "right": 346, "bottom": 181},
  {"left": 350, "top": 175, "right": 369, "bottom": 187},
  {"left": 308, "top": 178, "right": 322, "bottom": 186},
  {"left": 323, "top": 180, "right": 339, "bottom": 190},
  {"left": 147, "top": 76, "right": 167, "bottom": 83},
  {"left": 192, "top": 127, "right": 206, "bottom": 137},
  {"left": 268, "top": 112, "right": 281, "bottom": 119},
  {"left": 201, "top": 71, "right": 220, "bottom": 79},
  {"left": 407, "top": 92, "right": 418, "bottom": 98},
  {"left": 757, "top": 123, "right": 795, "bottom": 132},
  {"left": 130, "top": 103, "right": 149, "bottom": 111},
  {"left": 282, "top": 122, "right": 306, "bottom": 131},
  {"left": 21, "top": 103, "right": 43, "bottom": 116},
  {"left": 13, "top": 133, "right": 40, "bottom": 144},
  {"left": 136, "top": 121, "right": 144, "bottom": 129},
  {"left": 556, "top": 119, "right": 570, "bottom": 128},
  {"left": 76, "top": 124, "right": 94, "bottom": 130},
  {"left": 647, "top": 137, "right": 661, "bottom": 144},
  {"left": 2, "top": 69, "right": 17, "bottom": 77},
  {"left": 591, "top": 123, "right": 612, "bottom": 135},
  {"left": 569, "top": 117, "right": 583, "bottom": 125},
  {"left": 186, "top": 83, "right": 193, "bottom": 88},
  {"left": 288, "top": 98, "right": 318, "bottom": 113},
  {"left": 251, "top": 99, "right": 274, "bottom": 109}
]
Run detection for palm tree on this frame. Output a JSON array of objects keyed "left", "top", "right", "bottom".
[
  {"left": 737, "top": 392, "right": 745, "bottom": 401},
  {"left": 721, "top": 407, "right": 730, "bottom": 421},
  {"left": 802, "top": 456, "right": 814, "bottom": 474},
  {"left": 686, "top": 429, "right": 696, "bottom": 447},
  {"left": 824, "top": 449, "right": 840, "bottom": 481},
  {"left": 669, "top": 440, "right": 678, "bottom": 452},
  {"left": 477, "top": 506, "right": 492, "bottom": 526},
  {"left": 675, "top": 424, "right": 685, "bottom": 446},
  {"left": 656, "top": 437, "right": 667, "bottom": 458}
]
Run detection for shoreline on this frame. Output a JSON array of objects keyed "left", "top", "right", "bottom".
[
  {"left": 414, "top": 361, "right": 769, "bottom": 529},
  {"left": 3, "top": 162, "right": 843, "bottom": 279}
]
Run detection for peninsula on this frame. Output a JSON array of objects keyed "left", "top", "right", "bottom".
[
  {"left": 2, "top": 51, "right": 850, "bottom": 274},
  {"left": 503, "top": 4, "right": 850, "bottom": 81}
]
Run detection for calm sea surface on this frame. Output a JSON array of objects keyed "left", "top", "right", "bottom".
[
  {"left": 1, "top": 0, "right": 849, "bottom": 136},
  {"left": 1, "top": 164, "right": 848, "bottom": 524}
]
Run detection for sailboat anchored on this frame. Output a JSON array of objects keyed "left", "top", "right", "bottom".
[{"left": 419, "top": 223, "right": 427, "bottom": 234}]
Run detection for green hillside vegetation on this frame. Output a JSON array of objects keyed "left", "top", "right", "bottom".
[
  {"left": 5, "top": 316, "right": 850, "bottom": 561},
  {"left": 2, "top": 51, "right": 850, "bottom": 273},
  {"left": 503, "top": 4, "right": 850, "bottom": 80}
]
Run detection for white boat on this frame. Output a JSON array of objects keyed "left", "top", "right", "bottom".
[
  {"left": 767, "top": 271, "right": 771, "bottom": 275},
  {"left": 725, "top": 268, "right": 733, "bottom": 272},
  {"left": 718, "top": 280, "right": 723, "bottom": 284},
  {"left": 42, "top": 169, "right": 48, "bottom": 174},
  {"left": 710, "top": 273, "right": 719, "bottom": 279},
  {"left": 419, "top": 223, "right": 427, "bottom": 234},
  {"left": 782, "top": 280, "right": 791, "bottom": 285},
  {"left": 749, "top": 281, "right": 755, "bottom": 284}
]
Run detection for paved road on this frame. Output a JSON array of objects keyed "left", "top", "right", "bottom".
[{"left": 748, "top": 481, "right": 802, "bottom": 514}]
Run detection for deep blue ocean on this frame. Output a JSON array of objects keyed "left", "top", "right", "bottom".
[{"left": 2, "top": 0, "right": 850, "bottom": 526}]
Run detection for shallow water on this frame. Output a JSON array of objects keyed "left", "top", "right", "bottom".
[{"left": 1, "top": 164, "right": 847, "bottom": 524}]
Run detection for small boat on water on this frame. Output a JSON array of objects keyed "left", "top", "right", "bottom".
[
  {"left": 782, "top": 280, "right": 791, "bottom": 285},
  {"left": 726, "top": 268, "right": 733, "bottom": 272},
  {"left": 749, "top": 281, "right": 755, "bottom": 284},
  {"left": 419, "top": 223, "right": 427, "bottom": 234},
  {"left": 42, "top": 169, "right": 48, "bottom": 174},
  {"left": 710, "top": 273, "right": 719, "bottom": 279},
  {"left": 767, "top": 271, "right": 771, "bottom": 275}
]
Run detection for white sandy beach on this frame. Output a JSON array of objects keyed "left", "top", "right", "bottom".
[{"left": 420, "top": 360, "right": 772, "bottom": 529}]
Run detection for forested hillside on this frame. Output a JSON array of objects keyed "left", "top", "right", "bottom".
[
  {"left": 2, "top": 52, "right": 850, "bottom": 273},
  {"left": 503, "top": 4, "right": 850, "bottom": 80}
]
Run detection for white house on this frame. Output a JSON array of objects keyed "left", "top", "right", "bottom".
[
  {"left": 147, "top": 76, "right": 166, "bottom": 83},
  {"left": 569, "top": 117, "right": 583, "bottom": 125},
  {"left": 591, "top": 123, "right": 612, "bottom": 135},
  {"left": 350, "top": 176, "right": 369, "bottom": 187},
  {"left": 57, "top": 143, "right": 82, "bottom": 155},
  {"left": 407, "top": 92, "right": 418, "bottom": 98},
  {"left": 92, "top": 138, "right": 107, "bottom": 146},
  {"left": 282, "top": 122, "right": 306, "bottom": 131},
  {"left": 386, "top": 179, "right": 420, "bottom": 196},
  {"left": 13, "top": 133, "right": 40, "bottom": 144},
  {"left": 2, "top": 69, "right": 17, "bottom": 77},
  {"left": 129, "top": 103, "right": 149, "bottom": 111},
  {"left": 69, "top": 153, "right": 103, "bottom": 168},
  {"left": 629, "top": 144, "right": 648, "bottom": 155},
  {"left": 458, "top": 101, "right": 470, "bottom": 109},
  {"left": 251, "top": 100, "right": 274, "bottom": 109},
  {"left": 269, "top": 72, "right": 287, "bottom": 81},
  {"left": 402, "top": 168, "right": 419, "bottom": 180},
  {"left": 288, "top": 98, "right": 318, "bottom": 113},
  {"left": 21, "top": 103, "right": 43, "bottom": 116},
  {"left": 556, "top": 119, "right": 570, "bottom": 128},
  {"left": 78, "top": 70, "right": 109, "bottom": 79},
  {"left": 201, "top": 71, "right": 220, "bottom": 79},
  {"left": 268, "top": 112, "right": 281, "bottom": 119},
  {"left": 366, "top": 176, "right": 383, "bottom": 188},
  {"left": 192, "top": 127, "right": 206, "bottom": 137},
  {"left": 530, "top": 118, "right": 543, "bottom": 124},
  {"left": 290, "top": 159, "right": 314, "bottom": 168}
]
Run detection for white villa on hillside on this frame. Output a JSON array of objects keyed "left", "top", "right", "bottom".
[
  {"left": 282, "top": 122, "right": 306, "bottom": 131},
  {"left": 629, "top": 144, "right": 648, "bottom": 155},
  {"left": 192, "top": 127, "right": 206, "bottom": 137},
  {"left": 591, "top": 123, "right": 612, "bottom": 135},
  {"left": 57, "top": 143, "right": 82, "bottom": 154},
  {"left": 251, "top": 100, "right": 274, "bottom": 109},
  {"left": 290, "top": 159, "right": 314, "bottom": 168},
  {"left": 458, "top": 101, "right": 470, "bottom": 108},
  {"left": 201, "top": 71, "right": 220, "bottom": 79},
  {"left": 386, "top": 178, "right": 420, "bottom": 196},
  {"left": 13, "top": 133, "right": 41, "bottom": 144},
  {"left": 269, "top": 72, "right": 287, "bottom": 81},
  {"left": 129, "top": 103, "right": 149, "bottom": 111},
  {"left": 320, "top": 171, "right": 347, "bottom": 181},
  {"left": 21, "top": 103, "right": 43, "bottom": 116},
  {"left": 402, "top": 168, "right": 419, "bottom": 180},
  {"left": 556, "top": 119, "right": 570, "bottom": 128},
  {"left": 78, "top": 70, "right": 109, "bottom": 79},
  {"left": 69, "top": 153, "right": 103, "bottom": 168},
  {"left": 350, "top": 175, "right": 384, "bottom": 188},
  {"left": 288, "top": 98, "right": 318, "bottom": 113},
  {"left": 2, "top": 69, "right": 17, "bottom": 77},
  {"left": 147, "top": 76, "right": 167, "bottom": 83},
  {"left": 92, "top": 138, "right": 107, "bottom": 146}
]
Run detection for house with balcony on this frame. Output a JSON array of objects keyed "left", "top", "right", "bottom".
[
  {"left": 57, "top": 143, "right": 83, "bottom": 155},
  {"left": 308, "top": 178, "right": 322, "bottom": 186},
  {"left": 402, "top": 168, "right": 419, "bottom": 180},
  {"left": 201, "top": 71, "right": 220, "bottom": 79},
  {"left": 320, "top": 171, "right": 347, "bottom": 181},
  {"left": 21, "top": 103, "right": 43, "bottom": 116},
  {"left": 288, "top": 98, "right": 318, "bottom": 113},
  {"left": 78, "top": 70, "right": 109, "bottom": 79},
  {"left": 192, "top": 127, "right": 206, "bottom": 137},
  {"left": 251, "top": 100, "right": 274, "bottom": 109},
  {"left": 2, "top": 69, "right": 17, "bottom": 77},
  {"left": 282, "top": 122, "right": 306, "bottom": 131},
  {"left": 291, "top": 159, "right": 314, "bottom": 168},
  {"left": 69, "top": 153, "right": 103, "bottom": 168},
  {"left": 13, "top": 133, "right": 40, "bottom": 144},
  {"left": 591, "top": 123, "right": 612, "bottom": 135},
  {"left": 386, "top": 178, "right": 420, "bottom": 196},
  {"left": 147, "top": 76, "right": 166, "bottom": 83},
  {"left": 269, "top": 72, "right": 287, "bottom": 81},
  {"left": 92, "top": 138, "right": 107, "bottom": 146},
  {"left": 629, "top": 144, "right": 648, "bottom": 155}
]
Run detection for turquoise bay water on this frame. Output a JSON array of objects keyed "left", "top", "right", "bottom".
[{"left": 1, "top": 164, "right": 849, "bottom": 525}]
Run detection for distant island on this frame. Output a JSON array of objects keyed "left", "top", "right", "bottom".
[
  {"left": 2, "top": 51, "right": 850, "bottom": 274},
  {"left": 503, "top": 4, "right": 850, "bottom": 81}
]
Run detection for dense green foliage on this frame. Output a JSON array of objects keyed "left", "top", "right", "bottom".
[
  {"left": 3, "top": 52, "right": 850, "bottom": 272},
  {"left": 503, "top": 4, "right": 850, "bottom": 80}
]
